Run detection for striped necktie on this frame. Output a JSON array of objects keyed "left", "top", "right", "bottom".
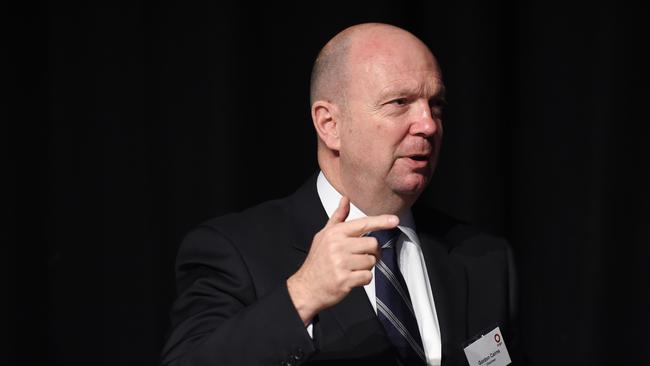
[{"left": 371, "top": 229, "right": 426, "bottom": 365}]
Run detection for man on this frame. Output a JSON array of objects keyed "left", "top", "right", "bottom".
[{"left": 161, "top": 23, "right": 519, "bottom": 366}]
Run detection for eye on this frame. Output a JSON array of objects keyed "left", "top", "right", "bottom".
[{"left": 389, "top": 98, "right": 408, "bottom": 106}]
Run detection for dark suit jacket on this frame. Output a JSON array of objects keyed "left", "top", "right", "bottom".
[{"left": 161, "top": 174, "right": 521, "bottom": 366}]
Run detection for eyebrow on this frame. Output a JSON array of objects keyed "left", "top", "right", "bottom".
[
  {"left": 377, "top": 85, "right": 420, "bottom": 101},
  {"left": 378, "top": 83, "right": 446, "bottom": 102}
]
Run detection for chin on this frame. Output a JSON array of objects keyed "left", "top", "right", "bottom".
[{"left": 390, "top": 174, "right": 429, "bottom": 196}]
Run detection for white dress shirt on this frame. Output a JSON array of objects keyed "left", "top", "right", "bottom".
[{"left": 312, "top": 171, "right": 442, "bottom": 365}]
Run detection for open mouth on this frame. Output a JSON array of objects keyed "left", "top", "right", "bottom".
[{"left": 408, "top": 155, "right": 429, "bottom": 162}]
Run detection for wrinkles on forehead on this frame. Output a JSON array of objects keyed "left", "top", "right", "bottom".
[{"left": 375, "top": 78, "right": 446, "bottom": 103}]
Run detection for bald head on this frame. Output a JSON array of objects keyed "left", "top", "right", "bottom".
[
  {"left": 309, "top": 23, "right": 435, "bottom": 107},
  {"left": 309, "top": 27, "right": 352, "bottom": 107}
]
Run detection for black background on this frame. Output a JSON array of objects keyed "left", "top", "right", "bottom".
[{"left": 6, "top": 1, "right": 650, "bottom": 365}]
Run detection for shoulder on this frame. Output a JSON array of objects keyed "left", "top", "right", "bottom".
[
  {"left": 175, "top": 198, "right": 292, "bottom": 263},
  {"left": 200, "top": 197, "right": 292, "bottom": 240},
  {"left": 179, "top": 173, "right": 324, "bottom": 258},
  {"left": 178, "top": 196, "right": 300, "bottom": 266}
]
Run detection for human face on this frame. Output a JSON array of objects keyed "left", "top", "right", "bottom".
[{"left": 337, "top": 37, "right": 444, "bottom": 207}]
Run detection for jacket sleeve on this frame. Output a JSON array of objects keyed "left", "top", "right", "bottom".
[{"left": 161, "top": 225, "right": 316, "bottom": 366}]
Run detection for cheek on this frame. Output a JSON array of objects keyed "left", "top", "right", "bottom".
[
  {"left": 341, "top": 117, "right": 405, "bottom": 162},
  {"left": 364, "top": 127, "right": 402, "bottom": 157}
]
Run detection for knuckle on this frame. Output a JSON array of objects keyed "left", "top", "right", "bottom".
[
  {"left": 360, "top": 221, "right": 371, "bottom": 233},
  {"left": 341, "top": 285, "right": 352, "bottom": 296},
  {"left": 361, "top": 271, "right": 373, "bottom": 284},
  {"left": 336, "top": 272, "right": 349, "bottom": 288},
  {"left": 368, "top": 255, "right": 377, "bottom": 266}
]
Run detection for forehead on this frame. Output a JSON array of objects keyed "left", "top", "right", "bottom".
[
  {"left": 348, "top": 34, "right": 443, "bottom": 98},
  {"left": 373, "top": 67, "right": 443, "bottom": 100}
]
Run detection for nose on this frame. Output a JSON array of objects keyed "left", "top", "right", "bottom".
[{"left": 409, "top": 99, "right": 439, "bottom": 138}]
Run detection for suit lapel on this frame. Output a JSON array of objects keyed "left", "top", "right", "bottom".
[
  {"left": 418, "top": 232, "right": 469, "bottom": 365},
  {"left": 287, "top": 174, "right": 327, "bottom": 254}
]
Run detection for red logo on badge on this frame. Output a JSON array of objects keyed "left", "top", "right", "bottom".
[{"left": 494, "top": 333, "right": 501, "bottom": 343}]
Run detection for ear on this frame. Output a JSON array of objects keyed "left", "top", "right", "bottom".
[{"left": 311, "top": 100, "right": 341, "bottom": 151}]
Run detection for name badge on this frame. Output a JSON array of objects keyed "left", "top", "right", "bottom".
[{"left": 463, "top": 326, "right": 511, "bottom": 366}]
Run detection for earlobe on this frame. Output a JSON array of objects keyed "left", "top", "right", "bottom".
[{"left": 311, "top": 101, "right": 341, "bottom": 150}]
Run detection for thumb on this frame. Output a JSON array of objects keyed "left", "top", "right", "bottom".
[{"left": 326, "top": 196, "right": 350, "bottom": 227}]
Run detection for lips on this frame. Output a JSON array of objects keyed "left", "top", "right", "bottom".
[
  {"left": 398, "top": 140, "right": 435, "bottom": 166},
  {"left": 404, "top": 150, "right": 432, "bottom": 161},
  {"left": 408, "top": 154, "right": 429, "bottom": 161},
  {"left": 401, "top": 153, "right": 431, "bottom": 168}
]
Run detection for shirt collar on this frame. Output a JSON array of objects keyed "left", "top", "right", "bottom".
[{"left": 316, "top": 171, "right": 418, "bottom": 243}]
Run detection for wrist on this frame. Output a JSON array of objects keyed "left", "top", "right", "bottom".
[{"left": 287, "top": 275, "right": 319, "bottom": 326}]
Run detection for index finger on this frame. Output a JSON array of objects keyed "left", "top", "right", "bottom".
[{"left": 340, "top": 214, "right": 399, "bottom": 237}]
